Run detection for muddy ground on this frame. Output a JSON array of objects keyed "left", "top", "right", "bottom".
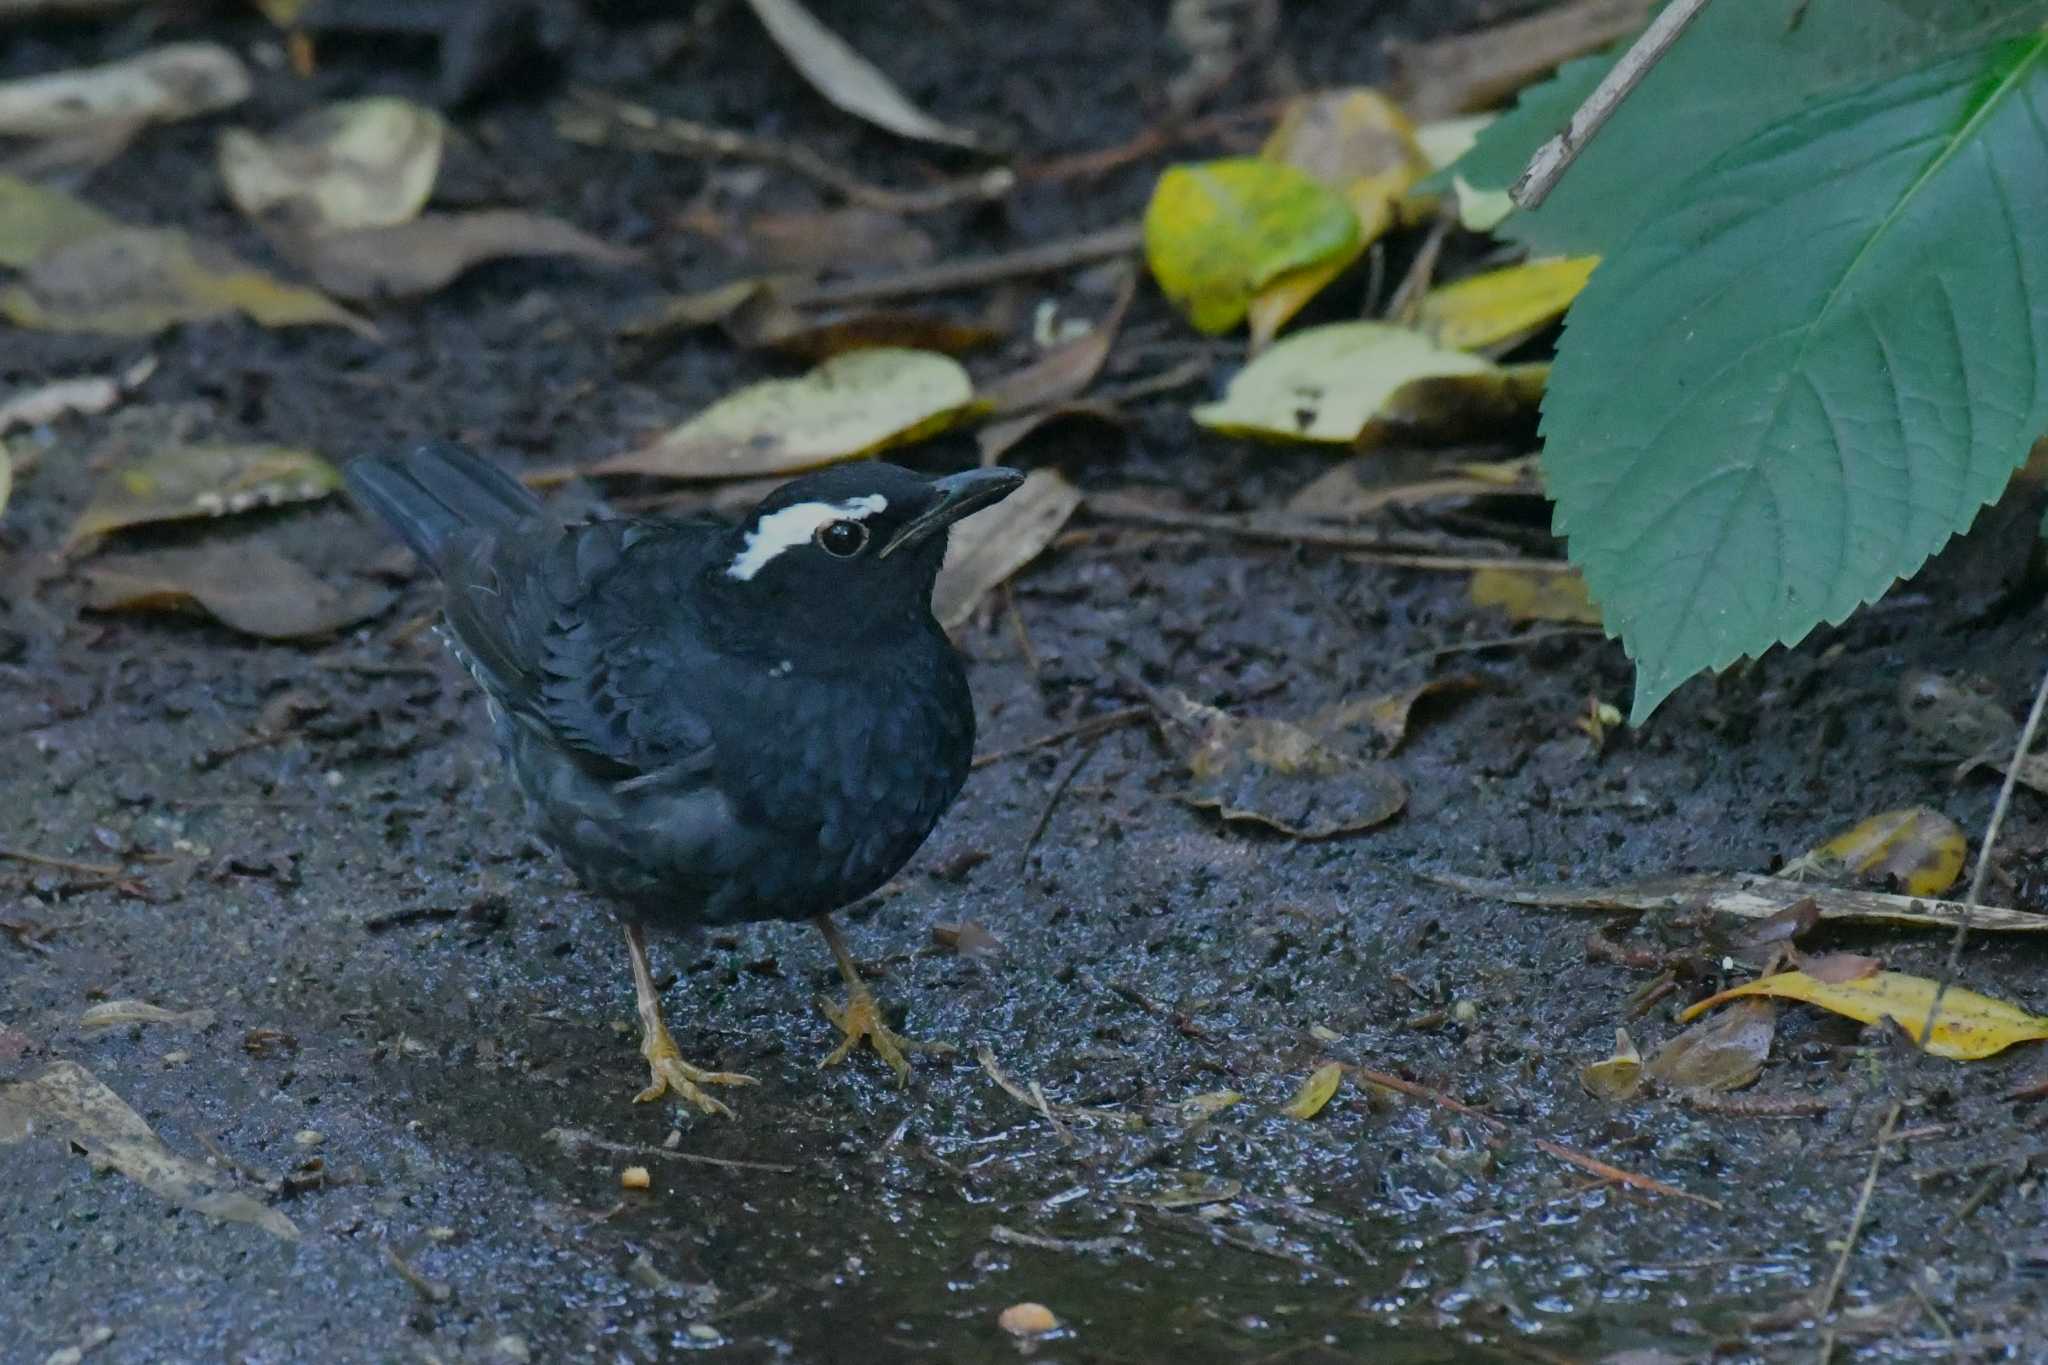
[{"left": 7, "top": 3, "right": 2048, "bottom": 1362}]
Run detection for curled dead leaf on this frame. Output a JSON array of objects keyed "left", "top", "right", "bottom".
[
  {"left": 741, "top": 0, "right": 984, "bottom": 148},
  {"left": 79, "top": 999, "right": 215, "bottom": 1032},
  {"left": 1579, "top": 1028, "right": 1642, "bottom": 1101},
  {"left": 0, "top": 43, "right": 250, "bottom": 139},
  {"left": 1163, "top": 689, "right": 1406, "bottom": 839},
  {"left": 274, "top": 210, "right": 639, "bottom": 301},
  {"left": 1645, "top": 998, "right": 1773, "bottom": 1093},
  {"left": 1781, "top": 806, "right": 1967, "bottom": 898},
  {"left": 1680, "top": 970, "right": 2048, "bottom": 1061},
  {"left": 218, "top": 95, "right": 444, "bottom": 232}
]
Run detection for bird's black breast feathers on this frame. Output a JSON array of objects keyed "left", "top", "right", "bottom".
[{"left": 442, "top": 516, "right": 975, "bottom": 927}]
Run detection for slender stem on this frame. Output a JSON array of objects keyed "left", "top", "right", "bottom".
[
  {"left": 1510, "top": 0, "right": 1715, "bottom": 209},
  {"left": 814, "top": 914, "right": 866, "bottom": 994},
  {"left": 1919, "top": 655, "right": 2048, "bottom": 1046}
]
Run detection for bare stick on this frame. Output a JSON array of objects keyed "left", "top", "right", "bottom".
[
  {"left": 795, "top": 224, "right": 1142, "bottom": 307},
  {"left": 1814, "top": 1103, "right": 1901, "bottom": 1364},
  {"left": 1919, "top": 657, "right": 2048, "bottom": 1047},
  {"left": 1510, "top": 0, "right": 1714, "bottom": 209}
]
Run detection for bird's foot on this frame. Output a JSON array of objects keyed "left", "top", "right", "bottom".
[
  {"left": 815, "top": 985, "right": 953, "bottom": 1087},
  {"left": 635, "top": 1018, "right": 756, "bottom": 1117}
]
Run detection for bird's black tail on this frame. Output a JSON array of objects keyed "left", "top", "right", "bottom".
[{"left": 344, "top": 442, "right": 544, "bottom": 575}]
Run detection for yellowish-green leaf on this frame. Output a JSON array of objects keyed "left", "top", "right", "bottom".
[
  {"left": 1468, "top": 565, "right": 1601, "bottom": 624},
  {"left": 1281, "top": 1062, "right": 1344, "bottom": 1119},
  {"left": 1679, "top": 970, "right": 2048, "bottom": 1061},
  {"left": 1450, "top": 174, "right": 1514, "bottom": 233},
  {"left": 1782, "top": 807, "right": 1967, "bottom": 898},
  {"left": 0, "top": 225, "right": 373, "bottom": 338},
  {"left": 1417, "top": 256, "right": 1599, "bottom": 351},
  {"left": 1177, "top": 1089, "right": 1244, "bottom": 1122},
  {"left": 592, "top": 348, "right": 975, "bottom": 480},
  {"left": 1144, "top": 159, "right": 1359, "bottom": 335},
  {"left": 0, "top": 174, "right": 118, "bottom": 268},
  {"left": 66, "top": 442, "right": 340, "bottom": 549},
  {"left": 1415, "top": 114, "right": 1494, "bottom": 172},
  {"left": 1194, "top": 321, "right": 1503, "bottom": 443},
  {"left": 1579, "top": 1028, "right": 1642, "bottom": 1101},
  {"left": 218, "top": 96, "right": 444, "bottom": 232}
]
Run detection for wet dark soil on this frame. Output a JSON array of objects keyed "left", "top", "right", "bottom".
[{"left": 7, "top": 4, "right": 2048, "bottom": 1363}]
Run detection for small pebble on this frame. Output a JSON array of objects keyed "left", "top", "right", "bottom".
[
  {"left": 620, "top": 1165, "right": 651, "bottom": 1190},
  {"left": 293, "top": 1129, "right": 323, "bottom": 1147},
  {"left": 998, "top": 1302, "right": 1058, "bottom": 1337}
]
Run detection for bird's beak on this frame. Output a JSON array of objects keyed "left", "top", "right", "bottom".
[{"left": 878, "top": 467, "right": 1027, "bottom": 557}]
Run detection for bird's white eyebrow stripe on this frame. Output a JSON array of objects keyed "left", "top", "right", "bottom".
[{"left": 725, "top": 495, "right": 888, "bottom": 580}]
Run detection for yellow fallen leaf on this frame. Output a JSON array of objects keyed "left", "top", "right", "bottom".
[
  {"left": 66, "top": 442, "right": 340, "bottom": 549},
  {"left": 1249, "top": 90, "right": 1429, "bottom": 346},
  {"left": 218, "top": 95, "right": 444, "bottom": 232},
  {"left": 1281, "top": 1062, "right": 1344, "bottom": 1119},
  {"left": 1143, "top": 159, "right": 1359, "bottom": 335},
  {"left": 1579, "top": 1028, "right": 1642, "bottom": 1101},
  {"left": 1468, "top": 565, "right": 1602, "bottom": 624},
  {"left": 593, "top": 348, "right": 975, "bottom": 480},
  {"left": 1782, "top": 807, "right": 1967, "bottom": 898},
  {"left": 1679, "top": 971, "right": 2048, "bottom": 1061},
  {"left": 1193, "top": 321, "right": 1505, "bottom": 443},
  {"left": 1417, "top": 256, "right": 1600, "bottom": 351}
]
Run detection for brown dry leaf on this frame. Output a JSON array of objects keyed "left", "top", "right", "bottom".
[
  {"left": 1163, "top": 689, "right": 1407, "bottom": 839},
  {"left": 78, "top": 999, "right": 216, "bottom": 1032},
  {"left": 1340, "top": 674, "right": 1487, "bottom": 754},
  {"left": 1645, "top": 998, "right": 1773, "bottom": 1092},
  {"left": 1286, "top": 455, "right": 1539, "bottom": 521},
  {"left": 1250, "top": 88, "right": 1429, "bottom": 347},
  {"left": 1679, "top": 970, "right": 2048, "bottom": 1061},
  {"left": 1780, "top": 807, "right": 1967, "bottom": 898},
  {"left": 719, "top": 286, "right": 1002, "bottom": 360},
  {"left": 1, "top": 223, "right": 372, "bottom": 338},
  {"left": 276, "top": 210, "right": 639, "bottom": 301},
  {"left": 1280, "top": 1062, "right": 1344, "bottom": 1119},
  {"left": 1790, "top": 949, "right": 1883, "bottom": 985},
  {"left": 218, "top": 95, "right": 443, "bottom": 232},
  {"left": 1733, "top": 896, "right": 1821, "bottom": 948},
  {"left": 1468, "top": 565, "right": 1602, "bottom": 624},
  {"left": 931, "top": 920, "right": 1004, "bottom": 958},
  {"left": 982, "top": 270, "right": 1136, "bottom": 415},
  {"left": 1898, "top": 670, "right": 2048, "bottom": 794},
  {"left": 80, "top": 541, "right": 392, "bottom": 639},
  {"left": 621, "top": 277, "right": 801, "bottom": 342},
  {"left": 1579, "top": 1028, "right": 1642, "bottom": 1101},
  {"left": 741, "top": 0, "right": 983, "bottom": 148},
  {"left": 0, "top": 43, "right": 249, "bottom": 138},
  {"left": 746, "top": 207, "right": 933, "bottom": 271},
  {"left": 0, "top": 1059, "right": 297, "bottom": 1239},
  {"left": 1420, "top": 869, "right": 2048, "bottom": 936},
  {"left": 594, "top": 348, "right": 976, "bottom": 482},
  {"left": 66, "top": 442, "right": 340, "bottom": 550},
  {"left": 932, "top": 469, "right": 1081, "bottom": 630},
  {"left": 1385, "top": 0, "right": 1657, "bottom": 118}
]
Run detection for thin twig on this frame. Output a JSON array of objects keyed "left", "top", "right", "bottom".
[
  {"left": 971, "top": 705, "right": 1150, "bottom": 769},
  {"left": 1018, "top": 101, "right": 1287, "bottom": 182},
  {"left": 1920, "top": 658, "right": 2048, "bottom": 1047},
  {"left": 1017, "top": 736, "right": 1103, "bottom": 871},
  {"left": 1815, "top": 1103, "right": 1901, "bottom": 1364},
  {"left": 1085, "top": 491, "right": 1544, "bottom": 560},
  {"left": 557, "top": 90, "right": 1015, "bottom": 215},
  {"left": 793, "top": 224, "right": 1143, "bottom": 308},
  {"left": 1395, "top": 626, "right": 1602, "bottom": 667},
  {"left": 1510, "top": 0, "right": 1715, "bottom": 209},
  {"left": 540, "top": 1125, "right": 796, "bottom": 1174},
  {"left": 0, "top": 846, "right": 123, "bottom": 878}
]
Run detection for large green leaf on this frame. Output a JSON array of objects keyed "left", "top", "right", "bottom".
[
  {"left": 1442, "top": 0, "right": 2048, "bottom": 257},
  {"left": 1543, "top": 37, "right": 2048, "bottom": 721}
]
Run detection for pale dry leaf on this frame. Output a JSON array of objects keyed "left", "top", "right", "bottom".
[
  {"left": 0, "top": 43, "right": 249, "bottom": 138},
  {"left": 1164, "top": 689, "right": 1407, "bottom": 838},
  {"left": 79, "top": 999, "right": 216, "bottom": 1032},
  {"left": 219, "top": 95, "right": 444, "bottom": 232},
  {"left": 933, "top": 469, "right": 1081, "bottom": 629},
  {"left": 742, "top": 0, "right": 982, "bottom": 148},
  {"left": 67, "top": 442, "right": 340, "bottom": 549},
  {"left": 0, "top": 1059, "right": 297, "bottom": 1238},
  {"left": 276, "top": 210, "right": 639, "bottom": 301}
]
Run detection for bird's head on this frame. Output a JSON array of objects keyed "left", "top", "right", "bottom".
[{"left": 715, "top": 462, "right": 1024, "bottom": 638}]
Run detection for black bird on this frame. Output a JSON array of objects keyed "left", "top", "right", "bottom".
[{"left": 346, "top": 443, "right": 1023, "bottom": 1114}]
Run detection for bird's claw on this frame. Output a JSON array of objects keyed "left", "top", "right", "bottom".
[
  {"left": 816, "top": 987, "right": 953, "bottom": 1087},
  {"left": 636, "top": 1020, "right": 756, "bottom": 1117}
]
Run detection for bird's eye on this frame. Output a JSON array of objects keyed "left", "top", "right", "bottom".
[{"left": 815, "top": 519, "right": 870, "bottom": 558}]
